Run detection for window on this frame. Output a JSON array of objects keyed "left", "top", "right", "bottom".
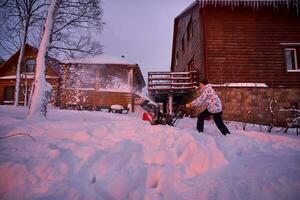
[
  {"left": 21, "top": 59, "right": 35, "bottom": 74},
  {"left": 3, "top": 86, "right": 14, "bottom": 103},
  {"left": 285, "top": 48, "right": 299, "bottom": 72},
  {"left": 181, "top": 37, "right": 185, "bottom": 53},
  {"left": 187, "top": 19, "right": 193, "bottom": 42}
]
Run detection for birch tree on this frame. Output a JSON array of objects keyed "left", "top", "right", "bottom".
[
  {"left": 0, "top": 0, "right": 104, "bottom": 107},
  {"left": 27, "top": 0, "right": 59, "bottom": 118},
  {"left": 0, "top": 0, "right": 48, "bottom": 106}
]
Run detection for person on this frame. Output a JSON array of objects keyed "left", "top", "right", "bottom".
[{"left": 187, "top": 79, "right": 231, "bottom": 135}]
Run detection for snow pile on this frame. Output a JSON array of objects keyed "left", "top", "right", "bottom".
[{"left": 0, "top": 106, "right": 300, "bottom": 200}]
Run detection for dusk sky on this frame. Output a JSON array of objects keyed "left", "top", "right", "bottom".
[{"left": 99, "top": 0, "right": 194, "bottom": 77}]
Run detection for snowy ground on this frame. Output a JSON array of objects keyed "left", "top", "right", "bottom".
[{"left": 0, "top": 105, "right": 300, "bottom": 200}]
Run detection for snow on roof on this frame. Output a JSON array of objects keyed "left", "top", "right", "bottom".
[
  {"left": 65, "top": 54, "right": 137, "bottom": 65},
  {"left": 213, "top": 83, "right": 268, "bottom": 87},
  {"left": 0, "top": 75, "right": 58, "bottom": 79},
  {"left": 198, "top": 0, "right": 299, "bottom": 6},
  {"left": 177, "top": 0, "right": 299, "bottom": 18}
]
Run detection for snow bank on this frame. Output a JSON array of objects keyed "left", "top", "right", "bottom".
[{"left": 0, "top": 106, "right": 300, "bottom": 200}]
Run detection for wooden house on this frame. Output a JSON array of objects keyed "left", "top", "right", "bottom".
[
  {"left": 0, "top": 44, "right": 61, "bottom": 106},
  {"left": 170, "top": 0, "right": 300, "bottom": 86},
  {"left": 60, "top": 55, "right": 146, "bottom": 111},
  {"left": 149, "top": 0, "right": 300, "bottom": 125}
]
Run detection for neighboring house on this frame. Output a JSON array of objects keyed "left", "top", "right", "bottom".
[
  {"left": 60, "top": 54, "right": 146, "bottom": 111},
  {"left": 149, "top": 0, "right": 300, "bottom": 126},
  {"left": 0, "top": 44, "right": 61, "bottom": 106}
]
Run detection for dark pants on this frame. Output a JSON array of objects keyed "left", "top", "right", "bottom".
[{"left": 197, "top": 109, "right": 230, "bottom": 135}]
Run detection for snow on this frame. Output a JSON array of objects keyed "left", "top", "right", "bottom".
[
  {"left": 0, "top": 105, "right": 300, "bottom": 200},
  {"left": 0, "top": 75, "right": 58, "bottom": 79},
  {"left": 111, "top": 105, "right": 124, "bottom": 110},
  {"left": 65, "top": 54, "right": 136, "bottom": 65},
  {"left": 213, "top": 83, "right": 268, "bottom": 87}
]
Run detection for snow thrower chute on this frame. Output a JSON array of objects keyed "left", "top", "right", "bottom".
[{"left": 138, "top": 97, "right": 188, "bottom": 126}]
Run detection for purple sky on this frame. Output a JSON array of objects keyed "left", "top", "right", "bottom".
[{"left": 99, "top": 0, "right": 194, "bottom": 77}]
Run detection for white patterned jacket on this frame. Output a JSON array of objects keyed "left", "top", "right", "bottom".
[{"left": 191, "top": 84, "right": 222, "bottom": 114}]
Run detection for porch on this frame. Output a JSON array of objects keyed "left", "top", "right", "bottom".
[{"left": 148, "top": 71, "right": 198, "bottom": 114}]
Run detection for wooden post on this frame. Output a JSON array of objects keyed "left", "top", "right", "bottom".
[
  {"left": 168, "top": 93, "right": 173, "bottom": 114},
  {"left": 95, "top": 67, "right": 100, "bottom": 91},
  {"left": 128, "top": 68, "right": 134, "bottom": 112}
]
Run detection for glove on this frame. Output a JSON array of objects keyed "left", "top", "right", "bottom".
[{"left": 186, "top": 102, "right": 192, "bottom": 108}]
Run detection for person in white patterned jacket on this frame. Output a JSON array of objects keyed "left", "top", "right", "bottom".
[{"left": 187, "top": 79, "right": 231, "bottom": 136}]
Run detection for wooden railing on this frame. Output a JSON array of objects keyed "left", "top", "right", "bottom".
[{"left": 148, "top": 71, "right": 198, "bottom": 92}]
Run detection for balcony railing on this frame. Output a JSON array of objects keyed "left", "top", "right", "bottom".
[{"left": 148, "top": 71, "right": 198, "bottom": 93}]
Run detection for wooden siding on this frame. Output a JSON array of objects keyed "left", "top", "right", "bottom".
[
  {"left": 60, "top": 90, "right": 133, "bottom": 108},
  {"left": 59, "top": 63, "right": 145, "bottom": 110},
  {"left": 171, "top": 4, "right": 205, "bottom": 80},
  {"left": 0, "top": 78, "right": 60, "bottom": 105},
  {"left": 0, "top": 45, "right": 61, "bottom": 105},
  {"left": 203, "top": 7, "right": 300, "bottom": 87},
  {"left": 0, "top": 46, "right": 59, "bottom": 78}
]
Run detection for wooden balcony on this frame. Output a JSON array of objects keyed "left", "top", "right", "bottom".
[{"left": 148, "top": 71, "right": 198, "bottom": 94}]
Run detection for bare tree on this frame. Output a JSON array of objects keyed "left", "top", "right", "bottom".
[
  {"left": 0, "top": 0, "right": 48, "bottom": 106},
  {"left": 28, "top": 0, "right": 104, "bottom": 118},
  {"left": 1, "top": 0, "right": 104, "bottom": 107},
  {"left": 27, "top": 0, "right": 59, "bottom": 118},
  {"left": 48, "top": 0, "right": 104, "bottom": 59}
]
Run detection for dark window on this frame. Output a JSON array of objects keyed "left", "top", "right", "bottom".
[
  {"left": 187, "top": 19, "right": 193, "bottom": 42},
  {"left": 175, "top": 51, "right": 179, "bottom": 66},
  {"left": 21, "top": 59, "right": 35, "bottom": 74},
  {"left": 181, "top": 37, "right": 185, "bottom": 53},
  {"left": 3, "top": 86, "right": 14, "bottom": 103},
  {"left": 285, "top": 48, "right": 299, "bottom": 71}
]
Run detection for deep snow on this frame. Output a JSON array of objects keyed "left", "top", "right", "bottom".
[{"left": 0, "top": 105, "right": 299, "bottom": 200}]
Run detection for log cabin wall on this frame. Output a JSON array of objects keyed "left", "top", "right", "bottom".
[
  {"left": 203, "top": 6, "right": 300, "bottom": 87},
  {"left": 0, "top": 45, "right": 61, "bottom": 105},
  {"left": 0, "top": 78, "right": 60, "bottom": 105}
]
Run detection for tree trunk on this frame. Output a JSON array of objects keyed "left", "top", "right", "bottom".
[
  {"left": 14, "top": 20, "right": 29, "bottom": 107},
  {"left": 27, "top": 0, "right": 59, "bottom": 119}
]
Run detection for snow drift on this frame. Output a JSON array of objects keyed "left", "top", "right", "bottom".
[{"left": 0, "top": 106, "right": 299, "bottom": 200}]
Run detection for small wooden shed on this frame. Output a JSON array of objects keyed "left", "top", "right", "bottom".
[{"left": 60, "top": 54, "right": 146, "bottom": 112}]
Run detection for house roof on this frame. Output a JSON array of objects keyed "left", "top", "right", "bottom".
[{"left": 0, "top": 44, "right": 62, "bottom": 78}]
